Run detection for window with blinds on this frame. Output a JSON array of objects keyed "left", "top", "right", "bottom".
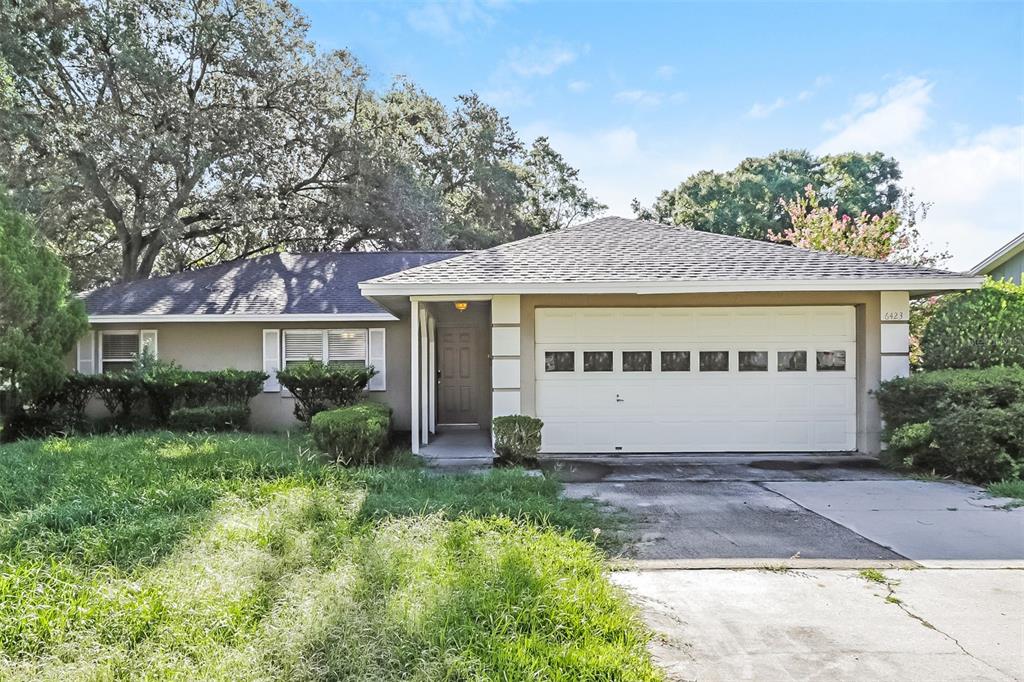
[
  {"left": 283, "top": 330, "right": 367, "bottom": 368},
  {"left": 327, "top": 329, "right": 368, "bottom": 366},
  {"left": 101, "top": 332, "right": 139, "bottom": 373}
]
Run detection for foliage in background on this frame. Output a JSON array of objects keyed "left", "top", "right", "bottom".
[
  {"left": 633, "top": 150, "right": 910, "bottom": 241},
  {"left": 768, "top": 185, "right": 949, "bottom": 267},
  {"left": 492, "top": 415, "right": 544, "bottom": 465},
  {"left": 920, "top": 280, "right": 1024, "bottom": 370},
  {"left": 0, "top": 433, "right": 657, "bottom": 680},
  {"left": 276, "top": 360, "right": 374, "bottom": 423},
  {"left": 876, "top": 367, "right": 1024, "bottom": 482},
  {"left": 0, "top": 0, "right": 603, "bottom": 289},
  {"left": 311, "top": 402, "right": 392, "bottom": 466},
  {"left": 0, "top": 192, "right": 88, "bottom": 401}
]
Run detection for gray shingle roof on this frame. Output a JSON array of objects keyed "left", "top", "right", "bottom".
[
  {"left": 365, "top": 217, "right": 971, "bottom": 287},
  {"left": 83, "top": 251, "right": 461, "bottom": 317}
]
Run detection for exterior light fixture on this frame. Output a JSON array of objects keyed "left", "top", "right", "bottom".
[{"left": 454, "top": 301, "right": 469, "bottom": 312}]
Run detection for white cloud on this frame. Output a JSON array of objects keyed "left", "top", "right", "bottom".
[
  {"left": 656, "top": 65, "right": 676, "bottom": 80},
  {"left": 406, "top": 0, "right": 497, "bottom": 41},
  {"left": 504, "top": 43, "right": 577, "bottom": 77},
  {"left": 748, "top": 97, "right": 786, "bottom": 119},
  {"left": 615, "top": 89, "right": 663, "bottom": 107},
  {"left": 480, "top": 87, "right": 533, "bottom": 108},
  {"left": 747, "top": 76, "right": 830, "bottom": 118},
  {"left": 614, "top": 89, "right": 687, "bottom": 108},
  {"left": 816, "top": 77, "right": 1022, "bottom": 269},
  {"left": 567, "top": 80, "right": 590, "bottom": 93},
  {"left": 818, "top": 77, "right": 932, "bottom": 153},
  {"left": 520, "top": 121, "right": 738, "bottom": 218},
  {"left": 901, "top": 126, "right": 1024, "bottom": 269}
]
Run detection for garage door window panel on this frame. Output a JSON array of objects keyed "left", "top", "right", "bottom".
[
  {"left": 778, "top": 350, "right": 808, "bottom": 371},
  {"left": 583, "top": 351, "right": 613, "bottom": 372},
  {"left": 545, "top": 351, "right": 575, "bottom": 372},
  {"left": 622, "top": 351, "right": 652, "bottom": 372},
  {"left": 660, "top": 351, "right": 690, "bottom": 372},
  {"left": 699, "top": 351, "right": 730, "bottom": 372},
  {"left": 816, "top": 350, "right": 847, "bottom": 372},
  {"left": 738, "top": 351, "right": 768, "bottom": 372}
]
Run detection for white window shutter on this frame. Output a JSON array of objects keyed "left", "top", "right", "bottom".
[
  {"left": 368, "top": 328, "right": 386, "bottom": 391},
  {"left": 140, "top": 330, "right": 158, "bottom": 358},
  {"left": 77, "top": 331, "right": 96, "bottom": 374},
  {"left": 263, "top": 329, "right": 281, "bottom": 392}
]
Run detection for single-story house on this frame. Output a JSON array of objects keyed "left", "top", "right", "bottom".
[
  {"left": 75, "top": 217, "right": 982, "bottom": 455},
  {"left": 970, "top": 231, "right": 1024, "bottom": 285}
]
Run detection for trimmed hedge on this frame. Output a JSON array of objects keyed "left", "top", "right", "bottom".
[
  {"left": 492, "top": 415, "right": 544, "bottom": 465},
  {"left": 877, "top": 367, "right": 1024, "bottom": 482},
  {"left": 310, "top": 401, "right": 392, "bottom": 466},
  {"left": 276, "top": 360, "right": 376, "bottom": 423},
  {"left": 168, "top": 405, "right": 249, "bottom": 432},
  {"left": 2, "top": 362, "right": 266, "bottom": 441},
  {"left": 920, "top": 280, "right": 1024, "bottom": 370}
]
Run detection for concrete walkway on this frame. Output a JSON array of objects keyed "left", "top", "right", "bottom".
[
  {"left": 613, "top": 568, "right": 1024, "bottom": 681},
  {"left": 419, "top": 429, "right": 492, "bottom": 468}
]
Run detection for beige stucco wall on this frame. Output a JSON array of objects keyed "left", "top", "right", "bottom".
[
  {"left": 76, "top": 319, "right": 413, "bottom": 431},
  {"left": 517, "top": 292, "right": 883, "bottom": 454}
]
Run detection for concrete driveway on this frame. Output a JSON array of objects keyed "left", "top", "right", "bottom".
[
  {"left": 614, "top": 567, "right": 1024, "bottom": 681},
  {"left": 547, "top": 455, "right": 1024, "bottom": 566},
  {"left": 545, "top": 456, "right": 1024, "bottom": 680}
]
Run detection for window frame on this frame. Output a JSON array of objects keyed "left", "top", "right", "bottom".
[
  {"left": 99, "top": 330, "right": 143, "bottom": 373},
  {"left": 282, "top": 329, "right": 369, "bottom": 369}
]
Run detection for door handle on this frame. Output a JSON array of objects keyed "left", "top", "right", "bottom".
[{"left": 616, "top": 394, "right": 624, "bottom": 403}]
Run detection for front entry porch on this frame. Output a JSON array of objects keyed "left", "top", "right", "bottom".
[{"left": 419, "top": 428, "right": 494, "bottom": 467}]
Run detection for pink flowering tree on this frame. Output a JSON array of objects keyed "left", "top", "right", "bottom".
[
  {"left": 768, "top": 185, "right": 948, "bottom": 268},
  {"left": 770, "top": 185, "right": 950, "bottom": 366}
]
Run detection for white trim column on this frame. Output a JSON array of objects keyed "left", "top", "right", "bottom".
[
  {"left": 491, "top": 295, "right": 522, "bottom": 419},
  {"left": 410, "top": 299, "right": 421, "bottom": 453},
  {"left": 420, "top": 307, "right": 430, "bottom": 444},
  {"left": 427, "top": 315, "right": 437, "bottom": 434},
  {"left": 880, "top": 291, "right": 911, "bottom": 380}
]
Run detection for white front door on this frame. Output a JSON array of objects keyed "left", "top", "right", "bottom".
[{"left": 535, "top": 307, "right": 857, "bottom": 453}]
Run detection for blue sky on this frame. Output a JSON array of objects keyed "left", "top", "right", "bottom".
[{"left": 294, "top": 0, "right": 1024, "bottom": 269}]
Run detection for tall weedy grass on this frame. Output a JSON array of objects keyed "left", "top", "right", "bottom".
[{"left": 0, "top": 433, "right": 660, "bottom": 681}]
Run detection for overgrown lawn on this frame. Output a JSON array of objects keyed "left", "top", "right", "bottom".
[{"left": 0, "top": 433, "right": 659, "bottom": 680}]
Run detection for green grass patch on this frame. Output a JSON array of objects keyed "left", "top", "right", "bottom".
[
  {"left": 987, "top": 479, "right": 1024, "bottom": 507},
  {"left": 0, "top": 433, "right": 659, "bottom": 680}
]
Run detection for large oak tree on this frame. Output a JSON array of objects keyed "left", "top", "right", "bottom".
[{"left": 0, "top": 0, "right": 603, "bottom": 288}]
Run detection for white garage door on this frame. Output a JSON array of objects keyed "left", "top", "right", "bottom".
[{"left": 535, "top": 307, "right": 857, "bottom": 453}]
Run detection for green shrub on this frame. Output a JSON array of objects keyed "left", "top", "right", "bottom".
[
  {"left": 92, "top": 371, "right": 147, "bottom": 418},
  {"left": 200, "top": 369, "right": 267, "bottom": 406},
  {"left": 876, "top": 366, "right": 1024, "bottom": 427},
  {"left": 276, "top": 360, "right": 376, "bottom": 423},
  {"left": 138, "top": 357, "right": 194, "bottom": 423},
  {"left": 1, "top": 409, "right": 80, "bottom": 442},
  {"left": 311, "top": 401, "right": 392, "bottom": 465},
  {"left": 31, "top": 373, "right": 96, "bottom": 418},
  {"left": 168, "top": 405, "right": 250, "bottom": 432},
  {"left": 877, "top": 367, "right": 1024, "bottom": 482},
  {"left": 492, "top": 415, "right": 544, "bottom": 464},
  {"left": 921, "top": 279, "right": 1024, "bottom": 370}
]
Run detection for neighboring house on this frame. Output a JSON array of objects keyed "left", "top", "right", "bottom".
[
  {"left": 970, "top": 232, "right": 1024, "bottom": 284},
  {"left": 76, "top": 217, "right": 982, "bottom": 455}
]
